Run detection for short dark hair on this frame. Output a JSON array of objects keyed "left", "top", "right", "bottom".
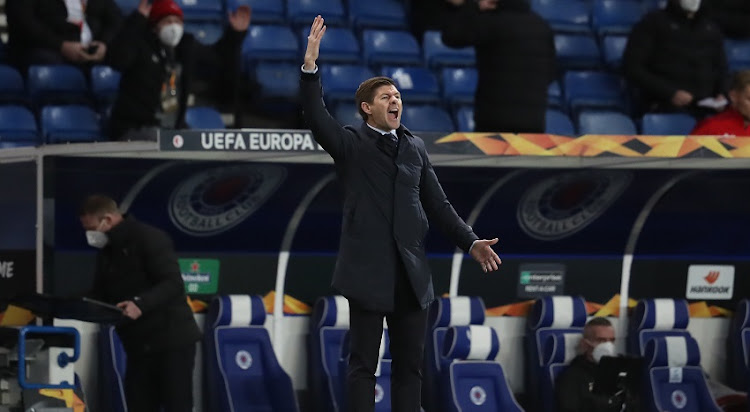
[
  {"left": 78, "top": 195, "right": 119, "bottom": 217},
  {"left": 355, "top": 76, "right": 397, "bottom": 120},
  {"left": 730, "top": 70, "right": 750, "bottom": 92},
  {"left": 583, "top": 317, "right": 613, "bottom": 337}
]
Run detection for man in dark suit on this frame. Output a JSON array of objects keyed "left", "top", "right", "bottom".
[{"left": 300, "top": 16, "right": 503, "bottom": 412}]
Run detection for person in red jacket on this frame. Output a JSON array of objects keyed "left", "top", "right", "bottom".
[{"left": 692, "top": 70, "right": 750, "bottom": 136}]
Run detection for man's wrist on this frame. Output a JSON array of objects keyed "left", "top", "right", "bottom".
[{"left": 301, "top": 63, "right": 318, "bottom": 74}]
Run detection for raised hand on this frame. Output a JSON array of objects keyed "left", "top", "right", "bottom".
[
  {"left": 470, "top": 238, "right": 502, "bottom": 273},
  {"left": 137, "top": 0, "right": 151, "bottom": 17},
  {"left": 229, "top": 4, "right": 251, "bottom": 32},
  {"left": 303, "top": 15, "right": 326, "bottom": 72}
]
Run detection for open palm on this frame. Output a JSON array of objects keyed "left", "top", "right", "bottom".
[{"left": 303, "top": 15, "right": 327, "bottom": 71}]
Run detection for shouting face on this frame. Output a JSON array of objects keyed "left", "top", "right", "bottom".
[{"left": 362, "top": 84, "right": 402, "bottom": 131}]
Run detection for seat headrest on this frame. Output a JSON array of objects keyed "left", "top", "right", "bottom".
[
  {"left": 210, "top": 295, "right": 266, "bottom": 328},
  {"left": 543, "top": 332, "right": 582, "bottom": 365},
  {"left": 313, "top": 295, "right": 349, "bottom": 329},
  {"left": 644, "top": 335, "right": 701, "bottom": 368},
  {"left": 441, "top": 325, "right": 499, "bottom": 361},
  {"left": 632, "top": 299, "right": 689, "bottom": 332},
  {"left": 529, "top": 296, "right": 587, "bottom": 330},
  {"left": 430, "top": 296, "right": 486, "bottom": 329}
]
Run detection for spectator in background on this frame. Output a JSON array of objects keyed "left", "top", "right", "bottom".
[
  {"left": 692, "top": 70, "right": 750, "bottom": 136},
  {"left": 408, "top": 0, "right": 453, "bottom": 43},
  {"left": 704, "top": 0, "right": 750, "bottom": 39},
  {"left": 442, "top": 0, "right": 556, "bottom": 133},
  {"left": 5, "top": 0, "right": 122, "bottom": 69},
  {"left": 624, "top": 0, "right": 728, "bottom": 117},
  {"left": 107, "top": 0, "right": 250, "bottom": 141}
]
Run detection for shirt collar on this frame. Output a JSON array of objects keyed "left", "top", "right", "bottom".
[{"left": 366, "top": 122, "right": 397, "bottom": 136}]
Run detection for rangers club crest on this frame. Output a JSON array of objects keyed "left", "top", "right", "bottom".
[
  {"left": 235, "top": 350, "right": 252, "bottom": 370},
  {"left": 470, "top": 386, "right": 487, "bottom": 405}
]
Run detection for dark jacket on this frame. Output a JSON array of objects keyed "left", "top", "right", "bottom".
[
  {"left": 623, "top": 2, "right": 728, "bottom": 112},
  {"left": 705, "top": 0, "right": 750, "bottom": 39},
  {"left": 90, "top": 215, "right": 200, "bottom": 355},
  {"left": 5, "top": 0, "right": 122, "bottom": 64},
  {"left": 300, "top": 69, "right": 478, "bottom": 312},
  {"left": 106, "top": 11, "right": 245, "bottom": 140},
  {"left": 442, "top": 0, "right": 556, "bottom": 133},
  {"left": 556, "top": 355, "right": 624, "bottom": 412}
]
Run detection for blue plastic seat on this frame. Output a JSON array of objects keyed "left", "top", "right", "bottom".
[
  {"left": 0, "top": 141, "right": 35, "bottom": 149},
  {"left": 185, "top": 106, "right": 225, "bottom": 129},
  {"left": 0, "top": 65, "right": 26, "bottom": 104},
  {"left": 592, "top": 0, "right": 644, "bottom": 36},
  {"left": 0, "top": 105, "right": 38, "bottom": 143},
  {"left": 235, "top": 0, "right": 285, "bottom": 23},
  {"left": 453, "top": 106, "right": 474, "bottom": 132},
  {"left": 602, "top": 35, "right": 628, "bottom": 69},
  {"left": 175, "top": 0, "right": 223, "bottom": 22},
  {"left": 382, "top": 66, "right": 439, "bottom": 104},
  {"left": 113, "top": 0, "right": 139, "bottom": 14},
  {"left": 41, "top": 105, "right": 101, "bottom": 143},
  {"left": 532, "top": 0, "right": 591, "bottom": 34},
  {"left": 28, "top": 65, "right": 90, "bottom": 106},
  {"left": 242, "top": 25, "right": 299, "bottom": 64},
  {"left": 288, "top": 0, "right": 345, "bottom": 26},
  {"left": 309, "top": 296, "right": 350, "bottom": 412},
  {"left": 255, "top": 63, "right": 301, "bottom": 101},
  {"left": 641, "top": 113, "right": 696, "bottom": 135},
  {"left": 422, "top": 31, "right": 475, "bottom": 68},
  {"left": 627, "top": 299, "right": 691, "bottom": 355},
  {"left": 98, "top": 326, "right": 127, "bottom": 412},
  {"left": 362, "top": 30, "right": 421, "bottom": 66},
  {"left": 90, "top": 65, "right": 121, "bottom": 106},
  {"left": 298, "top": 27, "right": 359, "bottom": 64},
  {"left": 725, "top": 39, "right": 750, "bottom": 72},
  {"left": 401, "top": 105, "right": 455, "bottom": 133},
  {"left": 548, "top": 80, "right": 563, "bottom": 109},
  {"left": 563, "top": 70, "right": 627, "bottom": 114},
  {"left": 545, "top": 109, "right": 575, "bottom": 136},
  {"left": 185, "top": 22, "right": 224, "bottom": 45},
  {"left": 577, "top": 110, "right": 637, "bottom": 135},
  {"left": 333, "top": 103, "right": 363, "bottom": 127},
  {"left": 728, "top": 299, "right": 749, "bottom": 390},
  {"left": 554, "top": 34, "right": 602, "bottom": 70},
  {"left": 542, "top": 331, "right": 583, "bottom": 412},
  {"left": 441, "top": 67, "right": 477, "bottom": 107},
  {"left": 321, "top": 65, "right": 376, "bottom": 103},
  {"left": 347, "top": 0, "right": 408, "bottom": 30}
]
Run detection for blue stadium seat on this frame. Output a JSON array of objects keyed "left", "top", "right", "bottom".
[
  {"left": 309, "top": 296, "right": 349, "bottom": 412},
  {"left": 255, "top": 63, "right": 301, "bottom": 101},
  {"left": 643, "top": 336, "right": 721, "bottom": 412},
  {"left": 545, "top": 109, "right": 575, "bottom": 136},
  {"left": 28, "top": 65, "right": 90, "bottom": 106},
  {"left": 725, "top": 39, "right": 750, "bottom": 72},
  {"left": 347, "top": 0, "right": 408, "bottom": 30},
  {"left": 578, "top": 110, "right": 636, "bottom": 135},
  {"left": 423, "top": 296, "right": 486, "bottom": 412},
  {"left": 422, "top": 31, "right": 475, "bottom": 68},
  {"left": 548, "top": 80, "right": 563, "bottom": 109},
  {"left": 382, "top": 66, "right": 439, "bottom": 103},
  {"left": 627, "top": 299, "right": 691, "bottom": 355},
  {"left": 185, "top": 22, "right": 224, "bottom": 45},
  {"left": 592, "top": 0, "right": 644, "bottom": 36},
  {"left": 288, "top": 0, "right": 346, "bottom": 26},
  {"left": 602, "top": 35, "right": 628, "bottom": 69},
  {"left": 333, "top": 103, "right": 363, "bottom": 127},
  {"left": 526, "top": 296, "right": 587, "bottom": 412},
  {"left": 728, "top": 299, "right": 749, "bottom": 390},
  {"left": 90, "top": 65, "right": 121, "bottom": 106},
  {"left": 41, "top": 105, "right": 101, "bottom": 143},
  {"left": 235, "top": 0, "right": 285, "bottom": 23},
  {"left": 0, "top": 65, "right": 26, "bottom": 104},
  {"left": 563, "top": 70, "right": 627, "bottom": 114},
  {"left": 641, "top": 113, "right": 696, "bottom": 135},
  {"left": 242, "top": 25, "right": 299, "bottom": 64},
  {"left": 298, "top": 27, "right": 360, "bottom": 64},
  {"left": 362, "top": 30, "right": 421, "bottom": 66},
  {"left": 453, "top": 106, "right": 474, "bottom": 132},
  {"left": 0, "top": 141, "right": 35, "bottom": 149},
  {"left": 532, "top": 0, "right": 591, "bottom": 34},
  {"left": 401, "top": 105, "right": 455, "bottom": 133},
  {"left": 321, "top": 65, "right": 375, "bottom": 103},
  {"left": 0, "top": 105, "right": 38, "bottom": 143},
  {"left": 542, "top": 332, "right": 583, "bottom": 412},
  {"left": 439, "top": 325, "right": 522, "bottom": 412},
  {"left": 554, "top": 34, "right": 602, "bottom": 70},
  {"left": 442, "top": 67, "right": 477, "bottom": 107},
  {"left": 98, "top": 326, "right": 127, "bottom": 412},
  {"left": 185, "top": 106, "right": 225, "bottom": 129},
  {"left": 204, "top": 295, "right": 299, "bottom": 412},
  {"left": 175, "top": 0, "right": 223, "bottom": 22},
  {"left": 113, "top": 0, "right": 139, "bottom": 15}
]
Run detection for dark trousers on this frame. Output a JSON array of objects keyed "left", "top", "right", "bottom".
[
  {"left": 124, "top": 343, "right": 196, "bottom": 412},
  {"left": 347, "top": 263, "right": 429, "bottom": 412}
]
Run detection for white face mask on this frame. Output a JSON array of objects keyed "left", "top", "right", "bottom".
[
  {"left": 679, "top": 0, "right": 701, "bottom": 12},
  {"left": 86, "top": 230, "right": 109, "bottom": 249},
  {"left": 592, "top": 341, "right": 616, "bottom": 363},
  {"left": 158, "top": 23, "right": 184, "bottom": 47}
]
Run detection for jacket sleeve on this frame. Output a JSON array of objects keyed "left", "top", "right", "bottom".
[
  {"left": 192, "top": 25, "right": 246, "bottom": 71},
  {"left": 5, "top": 0, "right": 65, "bottom": 51},
  {"left": 441, "top": 2, "right": 483, "bottom": 48},
  {"left": 299, "top": 69, "right": 357, "bottom": 161},
  {"left": 623, "top": 17, "right": 678, "bottom": 100},
  {"left": 106, "top": 11, "right": 151, "bottom": 72},
  {"left": 712, "top": 31, "right": 729, "bottom": 96},
  {"left": 93, "top": 0, "right": 124, "bottom": 45},
  {"left": 133, "top": 229, "right": 185, "bottom": 314},
  {"left": 417, "top": 140, "right": 478, "bottom": 252}
]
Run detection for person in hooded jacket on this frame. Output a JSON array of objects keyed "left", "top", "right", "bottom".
[
  {"left": 441, "top": 0, "right": 556, "bottom": 133},
  {"left": 106, "top": 0, "right": 250, "bottom": 141},
  {"left": 623, "top": 0, "right": 728, "bottom": 116}
]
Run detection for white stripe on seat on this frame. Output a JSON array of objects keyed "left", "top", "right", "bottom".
[
  {"left": 665, "top": 336, "right": 688, "bottom": 367},
  {"left": 228, "top": 295, "right": 252, "bottom": 326},
  {"left": 467, "top": 325, "right": 493, "bottom": 360},
  {"left": 563, "top": 333, "right": 581, "bottom": 363},
  {"left": 333, "top": 296, "right": 349, "bottom": 328},
  {"left": 375, "top": 330, "right": 387, "bottom": 377},
  {"left": 449, "top": 297, "right": 471, "bottom": 326},
  {"left": 551, "top": 296, "right": 573, "bottom": 328},
  {"left": 653, "top": 299, "right": 676, "bottom": 330}
]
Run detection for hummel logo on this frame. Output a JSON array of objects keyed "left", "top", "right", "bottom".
[{"left": 704, "top": 271, "right": 720, "bottom": 284}]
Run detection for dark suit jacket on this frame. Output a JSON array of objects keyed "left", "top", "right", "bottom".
[{"left": 300, "top": 69, "right": 478, "bottom": 312}]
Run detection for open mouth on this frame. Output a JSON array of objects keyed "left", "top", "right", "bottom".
[{"left": 388, "top": 108, "right": 399, "bottom": 120}]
